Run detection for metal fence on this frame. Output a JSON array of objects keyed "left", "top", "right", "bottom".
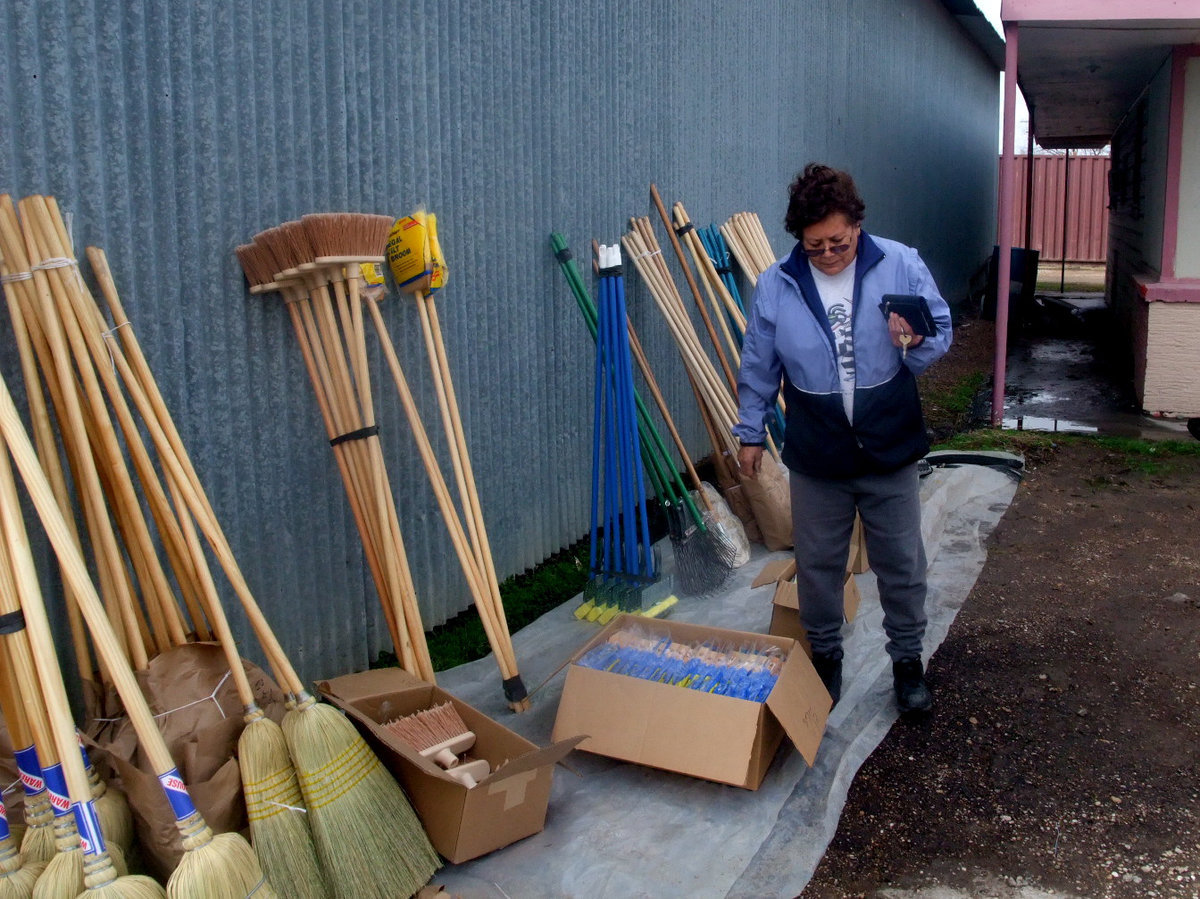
[{"left": 1010, "top": 154, "right": 1111, "bottom": 262}]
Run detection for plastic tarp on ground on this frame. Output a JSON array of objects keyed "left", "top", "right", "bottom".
[{"left": 432, "top": 462, "right": 1020, "bottom": 898}]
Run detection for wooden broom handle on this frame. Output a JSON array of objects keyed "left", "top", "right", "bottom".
[
  {"left": 649, "top": 184, "right": 738, "bottom": 394},
  {"left": 85, "top": 249, "right": 305, "bottom": 695},
  {"left": 0, "top": 374, "right": 180, "bottom": 776},
  {"left": 5, "top": 197, "right": 146, "bottom": 669},
  {"left": 0, "top": 450, "right": 110, "bottom": 810},
  {"left": 366, "top": 298, "right": 517, "bottom": 680}
]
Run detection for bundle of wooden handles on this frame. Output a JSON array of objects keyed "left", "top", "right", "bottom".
[{"left": 237, "top": 215, "right": 527, "bottom": 711}]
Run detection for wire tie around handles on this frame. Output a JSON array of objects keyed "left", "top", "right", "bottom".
[{"left": 152, "top": 670, "right": 233, "bottom": 721}]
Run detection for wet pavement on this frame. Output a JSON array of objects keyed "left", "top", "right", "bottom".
[{"left": 990, "top": 292, "right": 1194, "bottom": 442}]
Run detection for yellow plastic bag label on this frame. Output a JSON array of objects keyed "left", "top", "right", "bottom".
[{"left": 386, "top": 213, "right": 432, "bottom": 291}]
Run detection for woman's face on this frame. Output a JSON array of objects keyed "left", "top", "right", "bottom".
[{"left": 801, "top": 213, "right": 860, "bottom": 276}]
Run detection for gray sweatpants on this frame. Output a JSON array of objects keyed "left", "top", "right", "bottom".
[{"left": 789, "top": 463, "right": 927, "bottom": 662}]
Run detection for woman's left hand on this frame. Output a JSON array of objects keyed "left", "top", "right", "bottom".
[{"left": 888, "top": 312, "right": 924, "bottom": 350}]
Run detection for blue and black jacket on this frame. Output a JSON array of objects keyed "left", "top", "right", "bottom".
[{"left": 732, "top": 231, "right": 953, "bottom": 479}]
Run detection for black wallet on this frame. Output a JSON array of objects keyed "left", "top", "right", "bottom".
[{"left": 880, "top": 294, "right": 938, "bottom": 337}]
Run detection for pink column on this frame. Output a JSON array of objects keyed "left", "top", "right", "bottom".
[{"left": 991, "top": 21, "right": 1020, "bottom": 426}]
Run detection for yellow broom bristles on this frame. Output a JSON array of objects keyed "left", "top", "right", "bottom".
[
  {"left": 34, "top": 824, "right": 127, "bottom": 899},
  {"left": 0, "top": 838, "right": 46, "bottom": 899},
  {"left": 239, "top": 713, "right": 329, "bottom": 899},
  {"left": 283, "top": 698, "right": 438, "bottom": 899},
  {"left": 80, "top": 852, "right": 165, "bottom": 897},
  {"left": 18, "top": 795, "right": 53, "bottom": 866},
  {"left": 167, "top": 817, "right": 277, "bottom": 899}
]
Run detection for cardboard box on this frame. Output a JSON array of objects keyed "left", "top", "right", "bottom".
[
  {"left": 754, "top": 558, "right": 862, "bottom": 652},
  {"left": 550, "top": 614, "right": 831, "bottom": 790},
  {"left": 848, "top": 512, "right": 870, "bottom": 574},
  {"left": 318, "top": 668, "right": 580, "bottom": 864}
]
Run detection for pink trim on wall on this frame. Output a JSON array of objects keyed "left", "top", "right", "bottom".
[
  {"left": 1002, "top": 1, "right": 1200, "bottom": 22},
  {"left": 1160, "top": 48, "right": 1196, "bottom": 279},
  {"left": 1134, "top": 273, "right": 1200, "bottom": 303}
]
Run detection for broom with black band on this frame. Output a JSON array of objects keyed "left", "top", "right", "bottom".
[
  {"left": 253, "top": 221, "right": 428, "bottom": 679},
  {"left": 92, "top": 244, "right": 440, "bottom": 898},
  {"left": 234, "top": 237, "right": 414, "bottom": 672}
]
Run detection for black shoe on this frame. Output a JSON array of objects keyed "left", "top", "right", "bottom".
[
  {"left": 893, "top": 657, "right": 932, "bottom": 715},
  {"left": 811, "top": 652, "right": 842, "bottom": 705}
]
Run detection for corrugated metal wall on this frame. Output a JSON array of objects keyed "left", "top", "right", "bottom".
[
  {"left": 0, "top": 0, "right": 999, "bottom": 684},
  {"left": 1012, "top": 154, "right": 1111, "bottom": 262}
]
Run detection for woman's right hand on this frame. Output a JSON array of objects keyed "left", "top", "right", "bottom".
[{"left": 737, "top": 444, "right": 764, "bottom": 479}]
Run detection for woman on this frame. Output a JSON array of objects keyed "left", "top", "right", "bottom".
[{"left": 734, "top": 163, "right": 953, "bottom": 714}]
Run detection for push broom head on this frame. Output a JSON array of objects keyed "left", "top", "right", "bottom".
[
  {"left": 383, "top": 702, "right": 475, "bottom": 768},
  {"left": 234, "top": 241, "right": 283, "bottom": 295}
]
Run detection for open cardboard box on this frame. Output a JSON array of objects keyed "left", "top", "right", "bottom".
[
  {"left": 318, "top": 668, "right": 581, "bottom": 864},
  {"left": 550, "top": 614, "right": 831, "bottom": 790},
  {"left": 752, "top": 558, "right": 862, "bottom": 653}
]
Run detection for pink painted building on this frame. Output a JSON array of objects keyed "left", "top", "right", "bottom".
[{"left": 997, "top": 2, "right": 1200, "bottom": 420}]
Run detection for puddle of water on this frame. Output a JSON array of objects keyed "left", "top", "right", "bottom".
[{"left": 1001, "top": 416, "right": 1098, "bottom": 434}]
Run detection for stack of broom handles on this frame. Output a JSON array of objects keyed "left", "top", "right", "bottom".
[
  {"left": 721, "top": 211, "right": 777, "bottom": 286},
  {"left": 3, "top": 196, "right": 442, "bottom": 897},
  {"left": 236, "top": 214, "right": 527, "bottom": 712},
  {"left": 0, "top": 194, "right": 280, "bottom": 896}
]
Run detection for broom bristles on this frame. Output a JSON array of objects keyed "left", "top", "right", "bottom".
[
  {"left": 36, "top": 836, "right": 127, "bottom": 899},
  {"left": 283, "top": 699, "right": 439, "bottom": 899},
  {"left": 239, "top": 714, "right": 329, "bottom": 899},
  {"left": 167, "top": 826, "right": 278, "bottom": 899},
  {"left": 79, "top": 850, "right": 164, "bottom": 897},
  {"left": 18, "top": 795, "right": 54, "bottom": 866},
  {"left": 382, "top": 702, "right": 469, "bottom": 754},
  {"left": 80, "top": 875, "right": 166, "bottom": 898},
  {"left": 0, "top": 860, "right": 44, "bottom": 899}
]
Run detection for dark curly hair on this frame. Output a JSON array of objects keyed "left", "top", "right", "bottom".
[{"left": 784, "top": 163, "right": 866, "bottom": 238}]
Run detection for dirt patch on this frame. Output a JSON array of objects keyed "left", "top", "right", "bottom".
[{"left": 801, "top": 322, "right": 1200, "bottom": 897}]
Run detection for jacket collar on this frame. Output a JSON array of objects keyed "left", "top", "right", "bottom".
[{"left": 779, "top": 230, "right": 886, "bottom": 350}]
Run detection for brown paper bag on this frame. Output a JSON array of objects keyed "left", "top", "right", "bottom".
[
  {"left": 739, "top": 453, "right": 793, "bottom": 551},
  {"left": 89, "top": 643, "right": 285, "bottom": 879}
]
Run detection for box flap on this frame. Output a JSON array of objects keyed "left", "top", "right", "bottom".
[
  {"left": 317, "top": 667, "right": 429, "bottom": 703},
  {"left": 843, "top": 574, "right": 862, "bottom": 622},
  {"left": 751, "top": 557, "right": 796, "bottom": 588},
  {"left": 765, "top": 650, "right": 831, "bottom": 766},
  {"left": 772, "top": 578, "right": 799, "bottom": 611},
  {"left": 484, "top": 735, "right": 583, "bottom": 784}
]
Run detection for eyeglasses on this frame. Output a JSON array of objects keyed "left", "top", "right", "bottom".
[{"left": 802, "top": 242, "right": 851, "bottom": 258}]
